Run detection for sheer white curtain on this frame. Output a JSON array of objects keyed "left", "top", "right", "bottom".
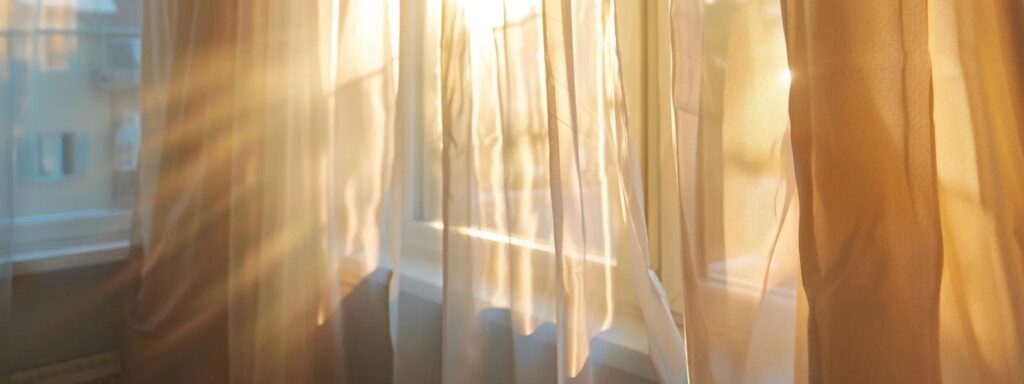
[
  {"left": 665, "top": 0, "right": 800, "bottom": 382},
  {"left": 436, "top": 0, "right": 676, "bottom": 382},
  {"left": 929, "top": 0, "right": 1024, "bottom": 381},
  {"left": 114, "top": 0, "right": 1024, "bottom": 383},
  {"left": 127, "top": 0, "right": 673, "bottom": 382},
  {"left": 126, "top": 1, "right": 399, "bottom": 382}
]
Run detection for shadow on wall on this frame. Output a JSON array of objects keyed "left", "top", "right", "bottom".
[
  {"left": 8, "top": 265, "right": 395, "bottom": 382},
  {"left": 10, "top": 263, "right": 126, "bottom": 374}
]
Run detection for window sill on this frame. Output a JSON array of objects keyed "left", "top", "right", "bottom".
[
  {"left": 9, "top": 237, "right": 658, "bottom": 379},
  {"left": 12, "top": 240, "right": 129, "bottom": 276},
  {"left": 399, "top": 255, "right": 658, "bottom": 382}
]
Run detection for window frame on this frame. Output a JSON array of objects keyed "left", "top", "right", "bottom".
[{"left": 10, "top": 208, "right": 131, "bottom": 275}]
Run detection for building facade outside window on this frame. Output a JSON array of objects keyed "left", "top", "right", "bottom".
[{"left": 1, "top": 0, "right": 141, "bottom": 267}]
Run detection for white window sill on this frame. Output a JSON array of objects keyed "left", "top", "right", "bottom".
[
  {"left": 12, "top": 240, "right": 129, "bottom": 276},
  {"left": 7, "top": 209, "right": 132, "bottom": 276}
]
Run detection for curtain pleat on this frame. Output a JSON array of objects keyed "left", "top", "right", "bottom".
[
  {"left": 930, "top": 0, "right": 1024, "bottom": 381},
  {"left": 782, "top": 0, "right": 945, "bottom": 382},
  {"left": 126, "top": 1, "right": 399, "bottom": 382},
  {"left": 438, "top": 0, "right": 667, "bottom": 382},
  {"left": 667, "top": 0, "right": 801, "bottom": 382}
]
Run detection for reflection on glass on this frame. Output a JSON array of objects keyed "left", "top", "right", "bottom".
[
  {"left": 0, "top": 0, "right": 140, "bottom": 259},
  {"left": 1, "top": 0, "right": 141, "bottom": 223}
]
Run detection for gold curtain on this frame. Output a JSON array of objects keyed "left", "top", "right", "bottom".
[
  {"left": 930, "top": 0, "right": 1024, "bottom": 382},
  {"left": 670, "top": 0, "right": 1023, "bottom": 382},
  {"left": 780, "top": 0, "right": 1024, "bottom": 382}
]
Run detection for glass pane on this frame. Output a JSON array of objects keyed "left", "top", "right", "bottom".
[{"left": 1, "top": 0, "right": 141, "bottom": 243}]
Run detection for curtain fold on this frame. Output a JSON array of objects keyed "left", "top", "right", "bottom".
[
  {"left": 779, "top": 0, "right": 1024, "bottom": 382},
  {"left": 930, "top": 0, "right": 1024, "bottom": 381},
  {"left": 668, "top": 0, "right": 1023, "bottom": 382},
  {"left": 126, "top": 0, "right": 399, "bottom": 382},
  {"left": 668, "top": 0, "right": 801, "bottom": 382},
  {"left": 782, "top": 0, "right": 945, "bottom": 382},
  {"left": 438, "top": 0, "right": 671, "bottom": 382},
  {"left": 92, "top": 0, "right": 1024, "bottom": 382}
]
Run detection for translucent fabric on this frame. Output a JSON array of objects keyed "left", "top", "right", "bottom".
[
  {"left": 13, "top": 0, "right": 1019, "bottom": 383},
  {"left": 667, "top": 0, "right": 801, "bottom": 382},
  {"left": 782, "top": 0, "right": 1024, "bottom": 382},
  {"left": 0, "top": 12, "right": 12, "bottom": 367},
  {"left": 124, "top": 1, "right": 400, "bottom": 382},
  {"left": 929, "top": 0, "right": 1024, "bottom": 381},
  {"left": 665, "top": 0, "right": 1024, "bottom": 382},
  {"left": 437, "top": 0, "right": 674, "bottom": 383},
  {"left": 785, "top": 0, "right": 944, "bottom": 380}
]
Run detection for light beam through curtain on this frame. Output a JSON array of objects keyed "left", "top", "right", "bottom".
[{"left": 124, "top": 1, "right": 400, "bottom": 382}]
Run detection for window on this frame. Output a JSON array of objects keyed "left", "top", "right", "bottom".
[
  {"left": 396, "top": 2, "right": 665, "bottom": 376},
  {"left": 400, "top": 0, "right": 660, "bottom": 310},
  {"left": 399, "top": 0, "right": 794, "bottom": 330},
  {"left": 2, "top": 0, "right": 141, "bottom": 273},
  {"left": 18, "top": 131, "right": 87, "bottom": 180}
]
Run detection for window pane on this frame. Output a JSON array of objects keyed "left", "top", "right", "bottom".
[{"left": 1, "top": 0, "right": 141, "bottom": 245}]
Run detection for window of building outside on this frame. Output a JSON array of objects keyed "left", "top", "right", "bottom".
[{"left": 2, "top": 0, "right": 141, "bottom": 267}]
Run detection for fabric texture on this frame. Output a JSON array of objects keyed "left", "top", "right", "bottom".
[
  {"left": 778, "top": 0, "right": 1024, "bottom": 382},
  {"left": 125, "top": 1, "right": 399, "bottom": 382},
  {"left": 665, "top": 0, "right": 1024, "bottom": 382},
  {"left": 782, "top": 0, "right": 945, "bottom": 382},
  {"left": 930, "top": 0, "right": 1024, "bottom": 381},
  {"left": 668, "top": 0, "right": 801, "bottom": 382},
  {"left": 437, "top": 0, "right": 674, "bottom": 382}
]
